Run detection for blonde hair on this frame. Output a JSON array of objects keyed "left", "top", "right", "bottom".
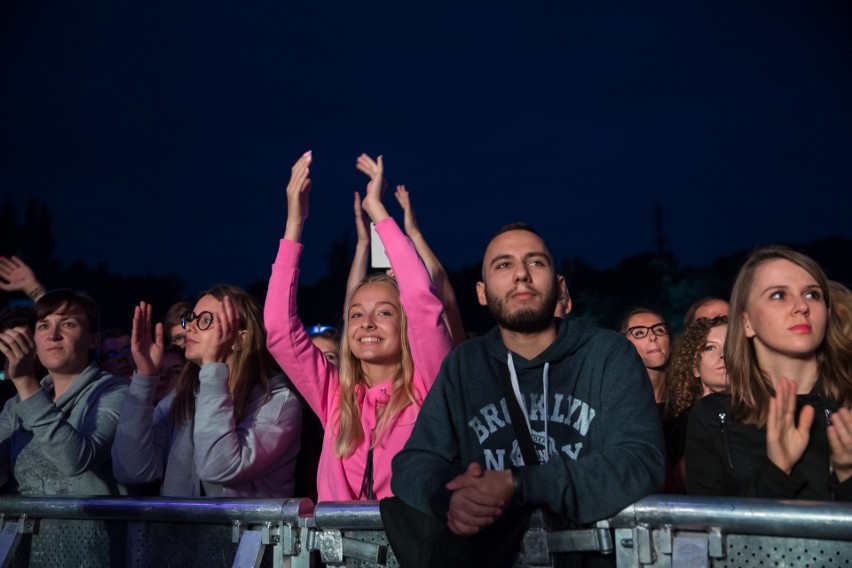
[
  {"left": 726, "top": 247, "right": 852, "bottom": 426},
  {"left": 171, "top": 285, "right": 275, "bottom": 425},
  {"left": 334, "top": 274, "right": 417, "bottom": 458}
]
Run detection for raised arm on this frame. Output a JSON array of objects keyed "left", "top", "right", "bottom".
[
  {"left": 0, "top": 256, "right": 46, "bottom": 301},
  {"left": 394, "top": 185, "right": 466, "bottom": 346},
  {"left": 113, "top": 302, "right": 172, "bottom": 484},
  {"left": 357, "top": 154, "right": 452, "bottom": 388},
  {"left": 284, "top": 151, "right": 312, "bottom": 243},
  {"left": 266, "top": 152, "right": 339, "bottom": 423},
  {"left": 345, "top": 192, "right": 371, "bottom": 298}
]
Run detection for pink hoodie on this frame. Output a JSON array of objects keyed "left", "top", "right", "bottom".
[{"left": 265, "top": 218, "right": 452, "bottom": 501}]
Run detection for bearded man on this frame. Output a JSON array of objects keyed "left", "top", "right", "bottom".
[{"left": 390, "top": 223, "right": 664, "bottom": 567}]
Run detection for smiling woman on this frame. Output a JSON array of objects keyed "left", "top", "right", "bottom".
[
  {"left": 264, "top": 151, "right": 452, "bottom": 501},
  {"left": 686, "top": 246, "right": 852, "bottom": 500}
]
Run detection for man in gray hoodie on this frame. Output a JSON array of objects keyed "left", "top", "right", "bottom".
[{"left": 391, "top": 223, "right": 664, "bottom": 562}]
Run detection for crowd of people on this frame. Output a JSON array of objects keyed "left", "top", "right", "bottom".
[{"left": 1, "top": 153, "right": 851, "bottom": 566}]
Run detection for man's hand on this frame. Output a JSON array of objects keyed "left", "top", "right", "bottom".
[{"left": 444, "top": 462, "right": 514, "bottom": 535}]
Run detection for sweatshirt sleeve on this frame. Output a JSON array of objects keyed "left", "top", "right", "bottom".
[
  {"left": 375, "top": 218, "right": 452, "bottom": 391},
  {"left": 112, "top": 373, "right": 174, "bottom": 484},
  {"left": 193, "top": 364, "right": 303, "bottom": 484},
  {"left": 518, "top": 340, "right": 665, "bottom": 523},
  {"left": 16, "top": 378, "right": 128, "bottom": 477},
  {"left": 0, "top": 398, "right": 17, "bottom": 489},
  {"left": 264, "top": 238, "right": 340, "bottom": 423},
  {"left": 391, "top": 356, "right": 468, "bottom": 517}
]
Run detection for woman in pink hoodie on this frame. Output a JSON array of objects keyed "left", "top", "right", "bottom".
[{"left": 265, "top": 152, "right": 452, "bottom": 501}]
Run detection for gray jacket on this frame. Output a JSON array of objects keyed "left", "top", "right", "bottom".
[
  {"left": 0, "top": 362, "right": 130, "bottom": 496},
  {"left": 112, "top": 363, "right": 302, "bottom": 497}
]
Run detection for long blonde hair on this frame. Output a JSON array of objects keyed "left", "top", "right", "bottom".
[
  {"left": 334, "top": 274, "right": 417, "bottom": 458},
  {"left": 726, "top": 247, "right": 852, "bottom": 426},
  {"left": 171, "top": 285, "right": 275, "bottom": 425}
]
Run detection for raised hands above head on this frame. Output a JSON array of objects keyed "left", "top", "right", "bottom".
[
  {"left": 356, "top": 153, "right": 389, "bottom": 223},
  {"left": 131, "top": 301, "right": 164, "bottom": 377},
  {"left": 0, "top": 256, "right": 46, "bottom": 301},
  {"left": 353, "top": 192, "right": 370, "bottom": 247},
  {"left": 393, "top": 184, "right": 421, "bottom": 238},
  {"left": 284, "top": 151, "right": 313, "bottom": 242}
]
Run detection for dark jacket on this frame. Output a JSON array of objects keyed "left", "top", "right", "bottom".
[
  {"left": 392, "top": 318, "right": 666, "bottom": 524},
  {"left": 685, "top": 388, "right": 852, "bottom": 500}
]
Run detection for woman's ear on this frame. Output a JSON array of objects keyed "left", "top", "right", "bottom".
[
  {"left": 743, "top": 312, "right": 756, "bottom": 338},
  {"left": 232, "top": 330, "right": 248, "bottom": 351}
]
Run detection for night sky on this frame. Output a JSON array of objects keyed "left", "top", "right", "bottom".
[{"left": 2, "top": 1, "right": 851, "bottom": 296}]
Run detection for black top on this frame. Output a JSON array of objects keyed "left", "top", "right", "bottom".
[{"left": 685, "top": 386, "right": 852, "bottom": 500}]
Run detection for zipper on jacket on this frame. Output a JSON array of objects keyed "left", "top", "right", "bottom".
[{"left": 718, "top": 412, "right": 734, "bottom": 471}]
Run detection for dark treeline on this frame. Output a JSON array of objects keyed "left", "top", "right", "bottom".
[{"left": 3, "top": 197, "right": 850, "bottom": 334}]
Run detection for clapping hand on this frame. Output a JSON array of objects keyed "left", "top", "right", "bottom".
[
  {"left": 356, "top": 154, "right": 389, "bottom": 223},
  {"left": 766, "top": 377, "right": 814, "bottom": 474},
  {"left": 131, "top": 302, "right": 164, "bottom": 377},
  {"left": 284, "top": 151, "right": 312, "bottom": 242}
]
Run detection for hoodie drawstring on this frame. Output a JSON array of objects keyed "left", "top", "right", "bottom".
[{"left": 507, "top": 353, "right": 551, "bottom": 462}]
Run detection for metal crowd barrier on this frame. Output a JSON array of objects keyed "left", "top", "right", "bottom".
[{"left": 1, "top": 495, "right": 851, "bottom": 567}]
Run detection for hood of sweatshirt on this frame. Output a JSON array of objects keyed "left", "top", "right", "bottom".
[{"left": 483, "top": 317, "right": 598, "bottom": 369}]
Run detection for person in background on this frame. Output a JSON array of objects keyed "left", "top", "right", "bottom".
[
  {"left": 112, "top": 286, "right": 302, "bottom": 497},
  {"left": 347, "top": 183, "right": 466, "bottom": 346},
  {"left": 663, "top": 315, "right": 729, "bottom": 488},
  {"left": 621, "top": 307, "right": 671, "bottom": 406},
  {"left": 155, "top": 346, "right": 185, "bottom": 405},
  {"left": 265, "top": 151, "right": 452, "bottom": 501},
  {"left": 0, "top": 256, "right": 46, "bottom": 302},
  {"left": 828, "top": 281, "right": 852, "bottom": 338},
  {"left": 309, "top": 326, "right": 340, "bottom": 366},
  {"left": 686, "top": 246, "right": 852, "bottom": 499},
  {"left": 683, "top": 296, "right": 729, "bottom": 327},
  {"left": 164, "top": 301, "right": 193, "bottom": 351},
  {"left": 99, "top": 328, "right": 135, "bottom": 379}
]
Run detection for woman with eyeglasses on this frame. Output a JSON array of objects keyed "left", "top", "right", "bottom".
[
  {"left": 112, "top": 285, "right": 302, "bottom": 497},
  {"left": 264, "top": 151, "right": 452, "bottom": 501},
  {"left": 620, "top": 308, "right": 671, "bottom": 406},
  {"left": 620, "top": 307, "right": 678, "bottom": 490},
  {"left": 686, "top": 247, "right": 852, "bottom": 499}
]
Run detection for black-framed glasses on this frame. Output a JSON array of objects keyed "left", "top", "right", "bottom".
[
  {"left": 181, "top": 311, "right": 214, "bottom": 331},
  {"left": 626, "top": 323, "right": 669, "bottom": 340}
]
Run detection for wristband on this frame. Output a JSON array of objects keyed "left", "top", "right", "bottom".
[
  {"left": 510, "top": 466, "right": 524, "bottom": 505},
  {"left": 28, "top": 285, "right": 45, "bottom": 300}
]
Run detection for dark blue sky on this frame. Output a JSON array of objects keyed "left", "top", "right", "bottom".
[{"left": 2, "top": 1, "right": 851, "bottom": 295}]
